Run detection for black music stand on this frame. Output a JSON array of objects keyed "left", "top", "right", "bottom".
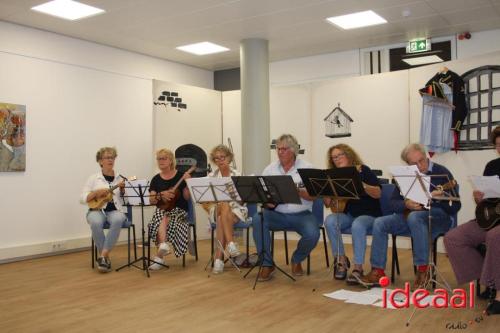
[
  {"left": 232, "top": 175, "right": 301, "bottom": 289},
  {"left": 298, "top": 167, "right": 364, "bottom": 285},
  {"left": 115, "top": 180, "right": 168, "bottom": 277},
  {"left": 186, "top": 177, "right": 242, "bottom": 274}
]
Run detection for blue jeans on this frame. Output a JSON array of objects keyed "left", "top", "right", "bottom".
[
  {"left": 87, "top": 210, "right": 129, "bottom": 254},
  {"left": 370, "top": 208, "right": 451, "bottom": 269},
  {"left": 252, "top": 209, "right": 320, "bottom": 267},
  {"left": 324, "top": 213, "right": 375, "bottom": 265}
]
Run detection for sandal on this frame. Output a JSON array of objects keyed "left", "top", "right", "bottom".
[{"left": 333, "top": 256, "right": 350, "bottom": 280}]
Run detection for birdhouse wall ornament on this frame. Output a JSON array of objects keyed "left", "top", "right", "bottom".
[{"left": 324, "top": 103, "right": 353, "bottom": 138}]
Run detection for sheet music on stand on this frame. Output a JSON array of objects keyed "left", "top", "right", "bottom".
[
  {"left": 185, "top": 177, "right": 240, "bottom": 203},
  {"left": 123, "top": 179, "right": 151, "bottom": 205},
  {"left": 389, "top": 165, "right": 431, "bottom": 208}
]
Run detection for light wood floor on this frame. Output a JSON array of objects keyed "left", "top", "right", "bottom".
[{"left": 0, "top": 239, "right": 498, "bottom": 333}]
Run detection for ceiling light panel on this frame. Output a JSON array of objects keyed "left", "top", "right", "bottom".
[
  {"left": 176, "top": 42, "right": 229, "bottom": 55},
  {"left": 31, "top": 0, "right": 105, "bottom": 21},
  {"left": 326, "top": 10, "right": 387, "bottom": 30},
  {"left": 402, "top": 55, "right": 444, "bottom": 66}
]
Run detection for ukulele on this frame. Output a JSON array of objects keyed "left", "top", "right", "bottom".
[
  {"left": 155, "top": 165, "right": 196, "bottom": 211},
  {"left": 476, "top": 198, "right": 500, "bottom": 230},
  {"left": 88, "top": 175, "right": 137, "bottom": 210}
]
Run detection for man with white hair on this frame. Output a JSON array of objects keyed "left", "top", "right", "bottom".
[
  {"left": 361, "top": 143, "right": 461, "bottom": 290},
  {"left": 252, "top": 134, "right": 320, "bottom": 281}
]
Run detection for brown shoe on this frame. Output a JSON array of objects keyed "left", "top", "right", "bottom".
[
  {"left": 413, "top": 270, "right": 430, "bottom": 291},
  {"left": 291, "top": 262, "right": 304, "bottom": 276},
  {"left": 360, "top": 269, "right": 385, "bottom": 287},
  {"left": 257, "top": 266, "right": 275, "bottom": 281}
]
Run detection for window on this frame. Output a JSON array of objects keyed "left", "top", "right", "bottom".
[{"left": 459, "top": 65, "right": 500, "bottom": 150}]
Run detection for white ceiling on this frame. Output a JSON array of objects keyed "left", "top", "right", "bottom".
[{"left": 1, "top": 0, "right": 500, "bottom": 71}]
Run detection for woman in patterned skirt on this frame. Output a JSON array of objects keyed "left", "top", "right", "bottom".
[
  {"left": 148, "top": 149, "right": 191, "bottom": 270},
  {"left": 204, "top": 144, "right": 248, "bottom": 274}
]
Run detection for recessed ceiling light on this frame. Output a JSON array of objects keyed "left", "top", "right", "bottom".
[
  {"left": 402, "top": 55, "right": 444, "bottom": 66},
  {"left": 326, "top": 10, "right": 387, "bottom": 30},
  {"left": 176, "top": 42, "right": 229, "bottom": 55},
  {"left": 31, "top": 0, "right": 105, "bottom": 21}
]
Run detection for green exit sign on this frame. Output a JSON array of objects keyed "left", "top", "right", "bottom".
[{"left": 406, "top": 38, "right": 431, "bottom": 53}]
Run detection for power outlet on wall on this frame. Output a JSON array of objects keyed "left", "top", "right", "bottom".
[{"left": 51, "top": 241, "right": 66, "bottom": 251}]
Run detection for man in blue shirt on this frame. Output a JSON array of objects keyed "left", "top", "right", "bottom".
[
  {"left": 252, "top": 134, "right": 320, "bottom": 281},
  {"left": 361, "top": 143, "right": 461, "bottom": 290}
]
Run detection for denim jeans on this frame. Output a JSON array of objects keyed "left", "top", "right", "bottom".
[
  {"left": 252, "top": 209, "right": 320, "bottom": 267},
  {"left": 370, "top": 208, "right": 451, "bottom": 269},
  {"left": 324, "top": 213, "right": 375, "bottom": 265},
  {"left": 87, "top": 210, "right": 129, "bottom": 253}
]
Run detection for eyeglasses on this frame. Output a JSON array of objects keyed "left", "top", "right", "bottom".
[
  {"left": 101, "top": 156, "right": 115, "bottom": 160},
  {"left": 213, "top": 155, "right": 227, "bottom": 161},
  {"left": 331, "top": 152, "right": 346, "bottom": 161},
  {"left": 156, "top": 157, "right": 169, "bottom": 161},
  {"left": 277, "top": 147, "right": 290, "bottom": 153}
]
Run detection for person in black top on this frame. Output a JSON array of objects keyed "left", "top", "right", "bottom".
[
  {"left": 323, "top": 144, "right": 382, "bottom": 285},
  {"left": 148, "top": 148, "right": 191, "bottom": 270},
  {"left": 80, "top": 147, "right": 129, "bottom": 273},
  {"left": 445, "top": 125, "right": 500, "bottom": 315}
]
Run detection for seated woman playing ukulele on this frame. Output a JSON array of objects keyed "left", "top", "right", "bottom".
[
  {"left": 81, "top": 147, "right": 129, "bottom": 273},
  {"left": 148, "top": 149, "right": 192, "bottom": 270},
  {"left": 323, "top": 144, "right": 382, "bottom": 285}
]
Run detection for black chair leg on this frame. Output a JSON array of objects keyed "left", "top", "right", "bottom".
[
  {"left": 321, "top": 227, "right": 329, "bottom": 267},
  {"left": 127, "top": 227, "right": 131, "bottom": 264},
  {"left": 284, "top": 231, "right": 289, "bottom": 265},
  {"left": 391, "top": 235, "right": 398, "bottom": 283},
  {"left": 192, "top": 225, "right": 198, "bottom": 261},
  {"left": 307, "top": 254, "right": 311, "bottom": 275},
  {"left": 182, "top": 254, "right": 186, "bottom": 267},
  {"left": 246, "top": 228, "right": 250, "bottom": 262}
]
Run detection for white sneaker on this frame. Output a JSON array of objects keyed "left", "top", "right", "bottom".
[
  {"left": 212, "top": 259, "right": 224, "bottom": 274},
  {"left": 149, "top": 257, "right": 165, "bottom": 270},
  {"left": 157, "top": 242, "right": 171, "bottom": 257},
  {"left": 226, "top": 241, "right": 241, "bottom": 257}
]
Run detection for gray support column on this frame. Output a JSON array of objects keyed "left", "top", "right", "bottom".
[{"left": 240, "top": 38, "right": 270, "bottom": 175}]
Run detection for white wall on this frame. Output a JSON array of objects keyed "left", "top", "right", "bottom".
[
  {"left": 269, "top": 29, "right": 500, "bottom": 85},
  {"left": 269, "top": 50, "right": 360, "bottom": 86},
  {"left": 456, "top": 29, "right": 500, "bottom": 60},
  {"left": 0, "top": 21, "right": 213, "bottom": 88},
  {"left": 0, "top": 22, "right": 213, "bottom": 261}
]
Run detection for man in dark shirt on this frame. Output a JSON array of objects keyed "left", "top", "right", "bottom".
[{"left": 361, "top": 143, "right": 461, "bottom": 290}]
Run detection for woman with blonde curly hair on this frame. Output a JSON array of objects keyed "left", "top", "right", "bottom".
[{"left": 323, "top": 143, "right": 382, "bottom": 285}]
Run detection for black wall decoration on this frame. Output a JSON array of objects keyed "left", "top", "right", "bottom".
[{"left": 154, "top": 91, "right": 188, "bottom": 111}]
